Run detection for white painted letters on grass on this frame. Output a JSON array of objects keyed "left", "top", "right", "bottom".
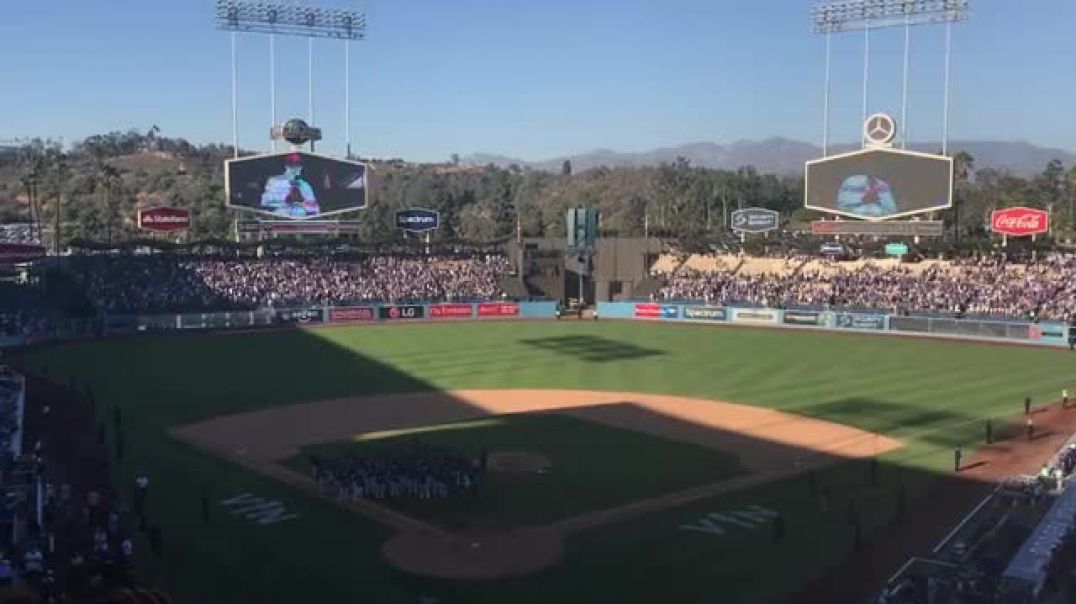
[{"left": 220, "top": 492, "right": 299, "bottom": 525}]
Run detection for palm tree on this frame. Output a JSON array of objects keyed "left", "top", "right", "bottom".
[
  {"left": 1065, "top": 164, "right": 1076, "bottom": 232},
  {"left": 953, "top": 151, "right": 975, "bottom": 184},
  {"left": 90, "top": 156, "right": 123, "bottom": 243}
]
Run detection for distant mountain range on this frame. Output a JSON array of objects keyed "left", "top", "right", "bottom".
[{"left": 464, "top": 138, "right": 1076, "bottom": 177}]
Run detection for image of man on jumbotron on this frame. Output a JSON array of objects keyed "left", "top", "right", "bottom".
[
  {"left": 836, "top": 174, "right": 898, "bottom": 218},
  {"left": 260, "top": 153, "right": 321, "bottom": 218}
]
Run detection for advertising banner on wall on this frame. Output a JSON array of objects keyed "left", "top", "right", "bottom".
[
  {"left": 395, "top": 208, "right": 441, "bottom": 233},
  {"left": 276, "top": 307, "right": 325, "bottom": 325},
  {"left": 990, "top": 207, "right": 1049, "bottom": 237},
  {"left": 378, "top": 305, "right": 425, "bottom": 321},
  {"left": 661, "top": 306, "right": 680, "bottom": 319},
  {"left": 634, "top": 303, "right": 661, "bottom": 318},
  {"left": 683, "top": 306, "right": 727, "bottom": 321},
  {"left": 732, "top": 309, "right": 779, "bottom": 324},
  {"left": 783, "top": 310, "right": 824, "bottom": 326},
  {"left": 1030, "top": 323, "right": 1068, "bottom": 345},
  {"left": 810, "top": 220, "right": 945, "bottom": 237},
  {"left": 477, "top": 303, "right": 520, "bottom": 317},
  {"left": 730, "top": 208, "right": 779, "bottom": 233},
  {"left": 137, "top": 207, "right": 191, "bottom": 233},
  {"left": 328, "top": 307, "right": 376, "bottom": 323},
  {"left": 0, "top": 243, "right": 47, "bottom": 263},
  {"left": 835, "top": 313, "right": 886, "bottom": 330},
  {"left": 429, "top": 304, "right": 474, "bottom": 319}
]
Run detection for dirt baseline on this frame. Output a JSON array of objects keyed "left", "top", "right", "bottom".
[{"left": 171, "top": 389, "right": 901, "bottom": 579}]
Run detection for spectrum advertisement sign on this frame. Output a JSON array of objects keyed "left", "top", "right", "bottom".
[{"left": 683, "top": 306, "right": 726, "bottom": 322}]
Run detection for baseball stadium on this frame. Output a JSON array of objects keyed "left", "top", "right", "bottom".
[{"left": 3, "top": 1, "right": 1076, "bottom": 603}]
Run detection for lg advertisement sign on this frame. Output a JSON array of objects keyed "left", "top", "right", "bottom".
[
  {"left": 395, "top": 208, "right": 440, "bottom": 233},
  {"left": 730, "top": 208, "right": 779, "bottom": 233},
  {"left": 378, "top": 305, "right": 426, "bottom": 320},
  {"left": 990, "top": 207, "right": 1049, "bottom": 237}
]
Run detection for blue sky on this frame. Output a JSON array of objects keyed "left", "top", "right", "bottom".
[{"left": 2, "top": 0, "right": 1073, "bottom": 162}]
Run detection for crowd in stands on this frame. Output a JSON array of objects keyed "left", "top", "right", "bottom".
[
  {"left": 0, "top": 224, "right": 39, "bottom": 246},
  {"left": 71, "top": 254, "right": 512, "bottom": 314},
  {"left": 13, "top": 247, "right": 1076, "bottom": 322},
  {"left": 310, "top": 441, "right": 486, "bottom": 502},
  {"left": 659, "top": 253, "right": 1076, "bottom": 321}
]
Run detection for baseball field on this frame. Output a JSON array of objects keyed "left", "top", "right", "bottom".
[{"left": 16, "top": 320, "right": 1076, "bottom": 603}]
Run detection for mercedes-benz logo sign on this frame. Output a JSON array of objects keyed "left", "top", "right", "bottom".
[{"left": 863, "top": 113, "right": 897, "bottom": 145}]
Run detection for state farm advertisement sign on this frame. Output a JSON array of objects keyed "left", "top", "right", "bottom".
[
  {"left": 429, "top": 304, "right": 473, "bottom": 319},
  {"left": 990, "top": 207, "right": 1049, "bottom": 237},
  {"left": 634, "top": 303, "right": 661, "bottom": 318},
  {"left": 477, "top": 303, "right": 520, "bottom": 317},
  {"left": 138, "top": 207, "right": 191, "bottom": 233}
]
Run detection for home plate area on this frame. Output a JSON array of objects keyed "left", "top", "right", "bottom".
[{"left": 171, "top": 389, "right": 899, "bottom": 579}]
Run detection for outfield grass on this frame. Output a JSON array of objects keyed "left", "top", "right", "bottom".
[
  {"left": 283, "top": 413, "right": 744, "bottom": 529},
  {"left": 17, "top": 321, "right": 1076, "bottom": 603}
]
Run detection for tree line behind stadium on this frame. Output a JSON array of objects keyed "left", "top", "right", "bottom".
[{"left": 2, "top": 129, "right": 1075, "bottom": 246}]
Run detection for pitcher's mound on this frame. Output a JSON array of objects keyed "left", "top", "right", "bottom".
[
  {"left": 383, "top": 528, "right": 563, "bottom": 579},
  {"left": 488, "top": 451, "right": 551, "bottom": 474}
]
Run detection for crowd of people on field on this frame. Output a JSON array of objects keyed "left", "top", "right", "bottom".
[
  {"left": 71, "top": 254, "right": 512, "bottom": 314},
  {"left": 310, "top": 441, "right": 486, "bottom": 502},
  {"left": 0, "top": 371, "right": 154, "bottom": 602},
  {"left": 659, "top": 253, "right": 1076, "bottom": 321}
]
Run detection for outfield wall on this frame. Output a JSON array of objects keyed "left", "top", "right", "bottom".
[
  {"left": 0, "top": 302, "right": 559, "bottom": 347},
  {"left": 597, "top": 302, "right": 1072, "bottom": 348},
  {"left": 102, "top": 301, "right": 560, "bottom": 334}
]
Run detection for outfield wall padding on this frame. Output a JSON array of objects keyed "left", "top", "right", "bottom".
[{"left": 596, "top": 302, "right": 1071, "bottom": 348}]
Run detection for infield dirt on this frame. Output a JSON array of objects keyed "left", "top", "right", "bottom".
[{"left": 171, "top": 389, "right": 901, "bottom": 579}]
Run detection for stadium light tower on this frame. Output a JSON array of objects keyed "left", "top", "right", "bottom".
[
  {"left": 215, "top": 1, "right": 367, "bottom": 157},
  {"left": 810, "top": 0, "right": 969, "bottom": 155}
]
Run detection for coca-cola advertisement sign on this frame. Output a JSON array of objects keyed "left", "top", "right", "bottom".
[
  {"left": 990, "top": 207, "right": 1049, "bottom": 237},
  {"left": 138, "top": 207, "right": 191, "bottom": 233}
]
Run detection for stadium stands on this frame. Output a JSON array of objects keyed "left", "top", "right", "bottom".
[
  {"left": 70, "top": 253, "right": 512, "bottom": 314},
  {"left": 659, "top": 253, "right": 1076, "bottom": 321}
]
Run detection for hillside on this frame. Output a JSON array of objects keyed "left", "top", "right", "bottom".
[{"left": 1, "top": 129, "right": 1073, "bottom": 246}]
